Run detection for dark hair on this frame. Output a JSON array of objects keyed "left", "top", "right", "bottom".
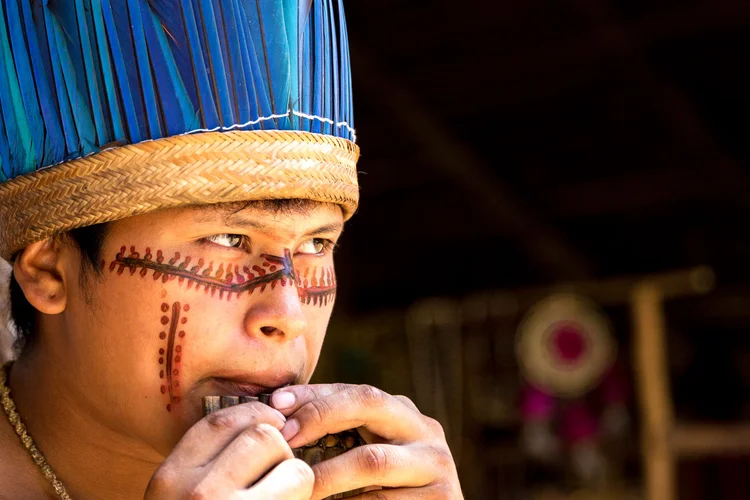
[{"left": 9, "top": 223, "right": 110, "bottom": 354}]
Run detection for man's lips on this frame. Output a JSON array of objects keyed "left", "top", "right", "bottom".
[{"left": 209, "top": 372, "right": 298, "bottom": 397}]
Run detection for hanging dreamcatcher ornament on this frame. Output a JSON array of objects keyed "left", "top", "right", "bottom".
[{"left": 516, "top": 294, "right": 616, "bottom": 398}]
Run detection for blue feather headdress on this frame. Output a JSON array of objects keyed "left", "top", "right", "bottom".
[{"left": 0, "top": 0, "right": 358, "bottom": 260}]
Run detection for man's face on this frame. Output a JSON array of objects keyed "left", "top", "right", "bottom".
[{"left": 56, "top": 201, "right": 343, "bottom": 455}]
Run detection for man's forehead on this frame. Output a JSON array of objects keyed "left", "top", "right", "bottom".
[{"left": 188, "top": 201, "right": 343, "bottom": 235}]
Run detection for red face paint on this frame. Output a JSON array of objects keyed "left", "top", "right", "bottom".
[
  {"left": 296, "top": 266, "right": 337, "bottom": 306},
  {"left": 156, "top": 302, "right": 188, "bottom": 413},
  {"left": 109, "top": 247, "right": 337, "bottom": 307}
]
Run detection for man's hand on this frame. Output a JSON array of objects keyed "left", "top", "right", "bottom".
[
  {"left": 144, "top": 402, "right": 314, "bottom": 499},
  {"left": 270, "top": 384, "right": 463, "bottom": 499}
]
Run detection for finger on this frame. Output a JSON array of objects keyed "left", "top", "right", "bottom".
[
  {"left": 393, "top": 395, "right": 419, "bottom": 413},
  {"left": 242, "top": 458, "right": 314, "bottom": 500},
  {"left": 170, "top": 402, "right": 286, "bottom": 467},
  {"left": 204, "top": 423, "right": 294, "bottom": 489},
  {"left": 280, "top": 386, "right": 430, "bottom": 448},
  {"left": 349, "top": 488, "right": 436, "bottom": 499},
  {"left": 310, "top": 444, "right": 440, "bottom": 499},
  {"left": 269, "top": 383, "right": 350, "bottom": 415}
]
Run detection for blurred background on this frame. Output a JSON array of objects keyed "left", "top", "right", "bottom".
[{"left": 312, "top": 0, "right": 750, "bottom": 498}]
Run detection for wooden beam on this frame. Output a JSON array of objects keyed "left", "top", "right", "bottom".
[
  {"left": 673, "top": 423, "right": 750, "bottom": 457},
  {"left": 457, "top": 266, "right": 714, "bottom": 316},
  {"left": 631, "top": 283, "right": 676, "bottom": 500}
]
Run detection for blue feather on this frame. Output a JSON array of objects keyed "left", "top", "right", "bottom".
[
  {"left": 181, "top": 0, "right": 219, "bottom": 129},
  {"left": 282, "top": 0, "right": 298, "bottom": 128},
  {"left": 21, "top": 0, "right": 66, "bottom": 165},
  {"left": 301, "top": 7, "right": 312, "bottom": 131},
  {"left": 297, "top": 0, "right": 313, "bottom": 128},
  {"left": 232, "top": 0, "right": 262, "bottom": 130},
  {"left": 74, "top": 0, "right": 109, "bottom": 145},
  {"left": 338, "top": 0, "right": 352, "bottom": 137},
  {"left": 89, "top": 0, "right": 125, "bottom": 142},
  {"left": 145, "top": 0, "right": 199, "bottom": 109},
  {"left": 198, "top": 0, "right": 234, "bottom": 127},
  {"left": 212, "top": 0, "right": 238, "bottom": 124},
  {"left": 82, "top": 2, "right": 112, "bottom": 131},
  {"left": 142, "top": 2, "right": 198, "bottom": 134},
  {"left": 0, "top": 61, "right": 12, "bottom": 180},
  {"left": 327, "top": 0, "right": 339, "bottom": 131},
  {"left": 236, "top": 1, "right": 272, "bottom": 128},
  {"left": 110, "top": 1, "right": 149, "bottom": 142},
  {"left": 45, "top": 1, "right": 89, "bottom": 99},
  {"left": 218, "top": 0, "right": 252, "bottom": 126},
  {"left": 248, "top": 0, "right": 291, "bottom": 128},
  {"left": 100, "top": 0, "right": 143, "bottom": 143},
  {"left": 41, "top": 5, "right": 79, "bottom": 155},
  {"left": 0, "top": 107, "right": 9, "bottom": 180},
  {"left": 321, "top": 0, "right": 332, "bottom": 135},
  {"left": 45, "top": 6, "right": 98, "bottom": 155},
  {"left": 128, "top": 0, "right": 162, "bottom": 139},
  {"left": 310, "top": 0, "right": 324, "bottom": 134},
  {"left": 6, "top": 0, "right": 45, "bottom": 170},
  {"left": 0, "top": 0, "right": 36, "bottom": 175}
]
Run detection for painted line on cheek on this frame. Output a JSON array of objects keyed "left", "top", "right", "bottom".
[
  {"left": 157, "top": 301, "right": 188, "bottom": 413},
  {"left": 165, "top": 302, "right": 181, "bottom": 411}
]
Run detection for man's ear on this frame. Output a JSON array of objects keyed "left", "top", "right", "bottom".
[{"left": 13, "top": 239, "right": 67, "bottom": 315}]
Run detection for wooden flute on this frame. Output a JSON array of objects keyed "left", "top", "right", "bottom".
[{"left": 202, "top": 395, "right": 366, "bottom": 499}]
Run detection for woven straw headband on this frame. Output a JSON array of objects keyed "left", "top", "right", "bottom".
[{"left": 0, "top": 130, "right": 359, "bottom": 261}]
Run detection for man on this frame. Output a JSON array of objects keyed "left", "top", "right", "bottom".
[{"left": 0, "top": 1, "right": 461, "bottom": 499}]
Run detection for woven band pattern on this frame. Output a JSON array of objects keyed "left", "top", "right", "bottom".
[{"left": 0, "top": 130, "right": 359, "bottom": 260}]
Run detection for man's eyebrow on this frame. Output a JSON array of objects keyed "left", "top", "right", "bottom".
[
  {"left": 193, "top": 208, "right": 344, "bottom": 236},
  {"left": 305, "top": 221, "right": 344, "bottom": 236}
]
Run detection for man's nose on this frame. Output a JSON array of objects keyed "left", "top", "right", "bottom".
[{"left": 242, "top": 279, "right": 306, "bottom": 342}]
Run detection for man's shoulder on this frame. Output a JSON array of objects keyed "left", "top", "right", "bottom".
[{"left": 0, "top": 425, "right": 53, "bottom": 499}]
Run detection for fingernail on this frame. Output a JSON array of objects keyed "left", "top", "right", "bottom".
[
  {"left": 281, "top": 418, "right": 300, "bottom": 440},
  {"left": 271, "top": 391, "right": 295, "bottom": 409}
]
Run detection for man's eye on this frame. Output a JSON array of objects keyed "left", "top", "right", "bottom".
[
  {"left": 204, "top": 234, "right": 243, "bottom": 248},
  {"left": 296, "top": 238, "right": 329, "bottom": 255}
]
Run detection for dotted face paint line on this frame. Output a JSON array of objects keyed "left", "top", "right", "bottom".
[{"left": 158, "top": 302, "right": 187, "bottom": 412}]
